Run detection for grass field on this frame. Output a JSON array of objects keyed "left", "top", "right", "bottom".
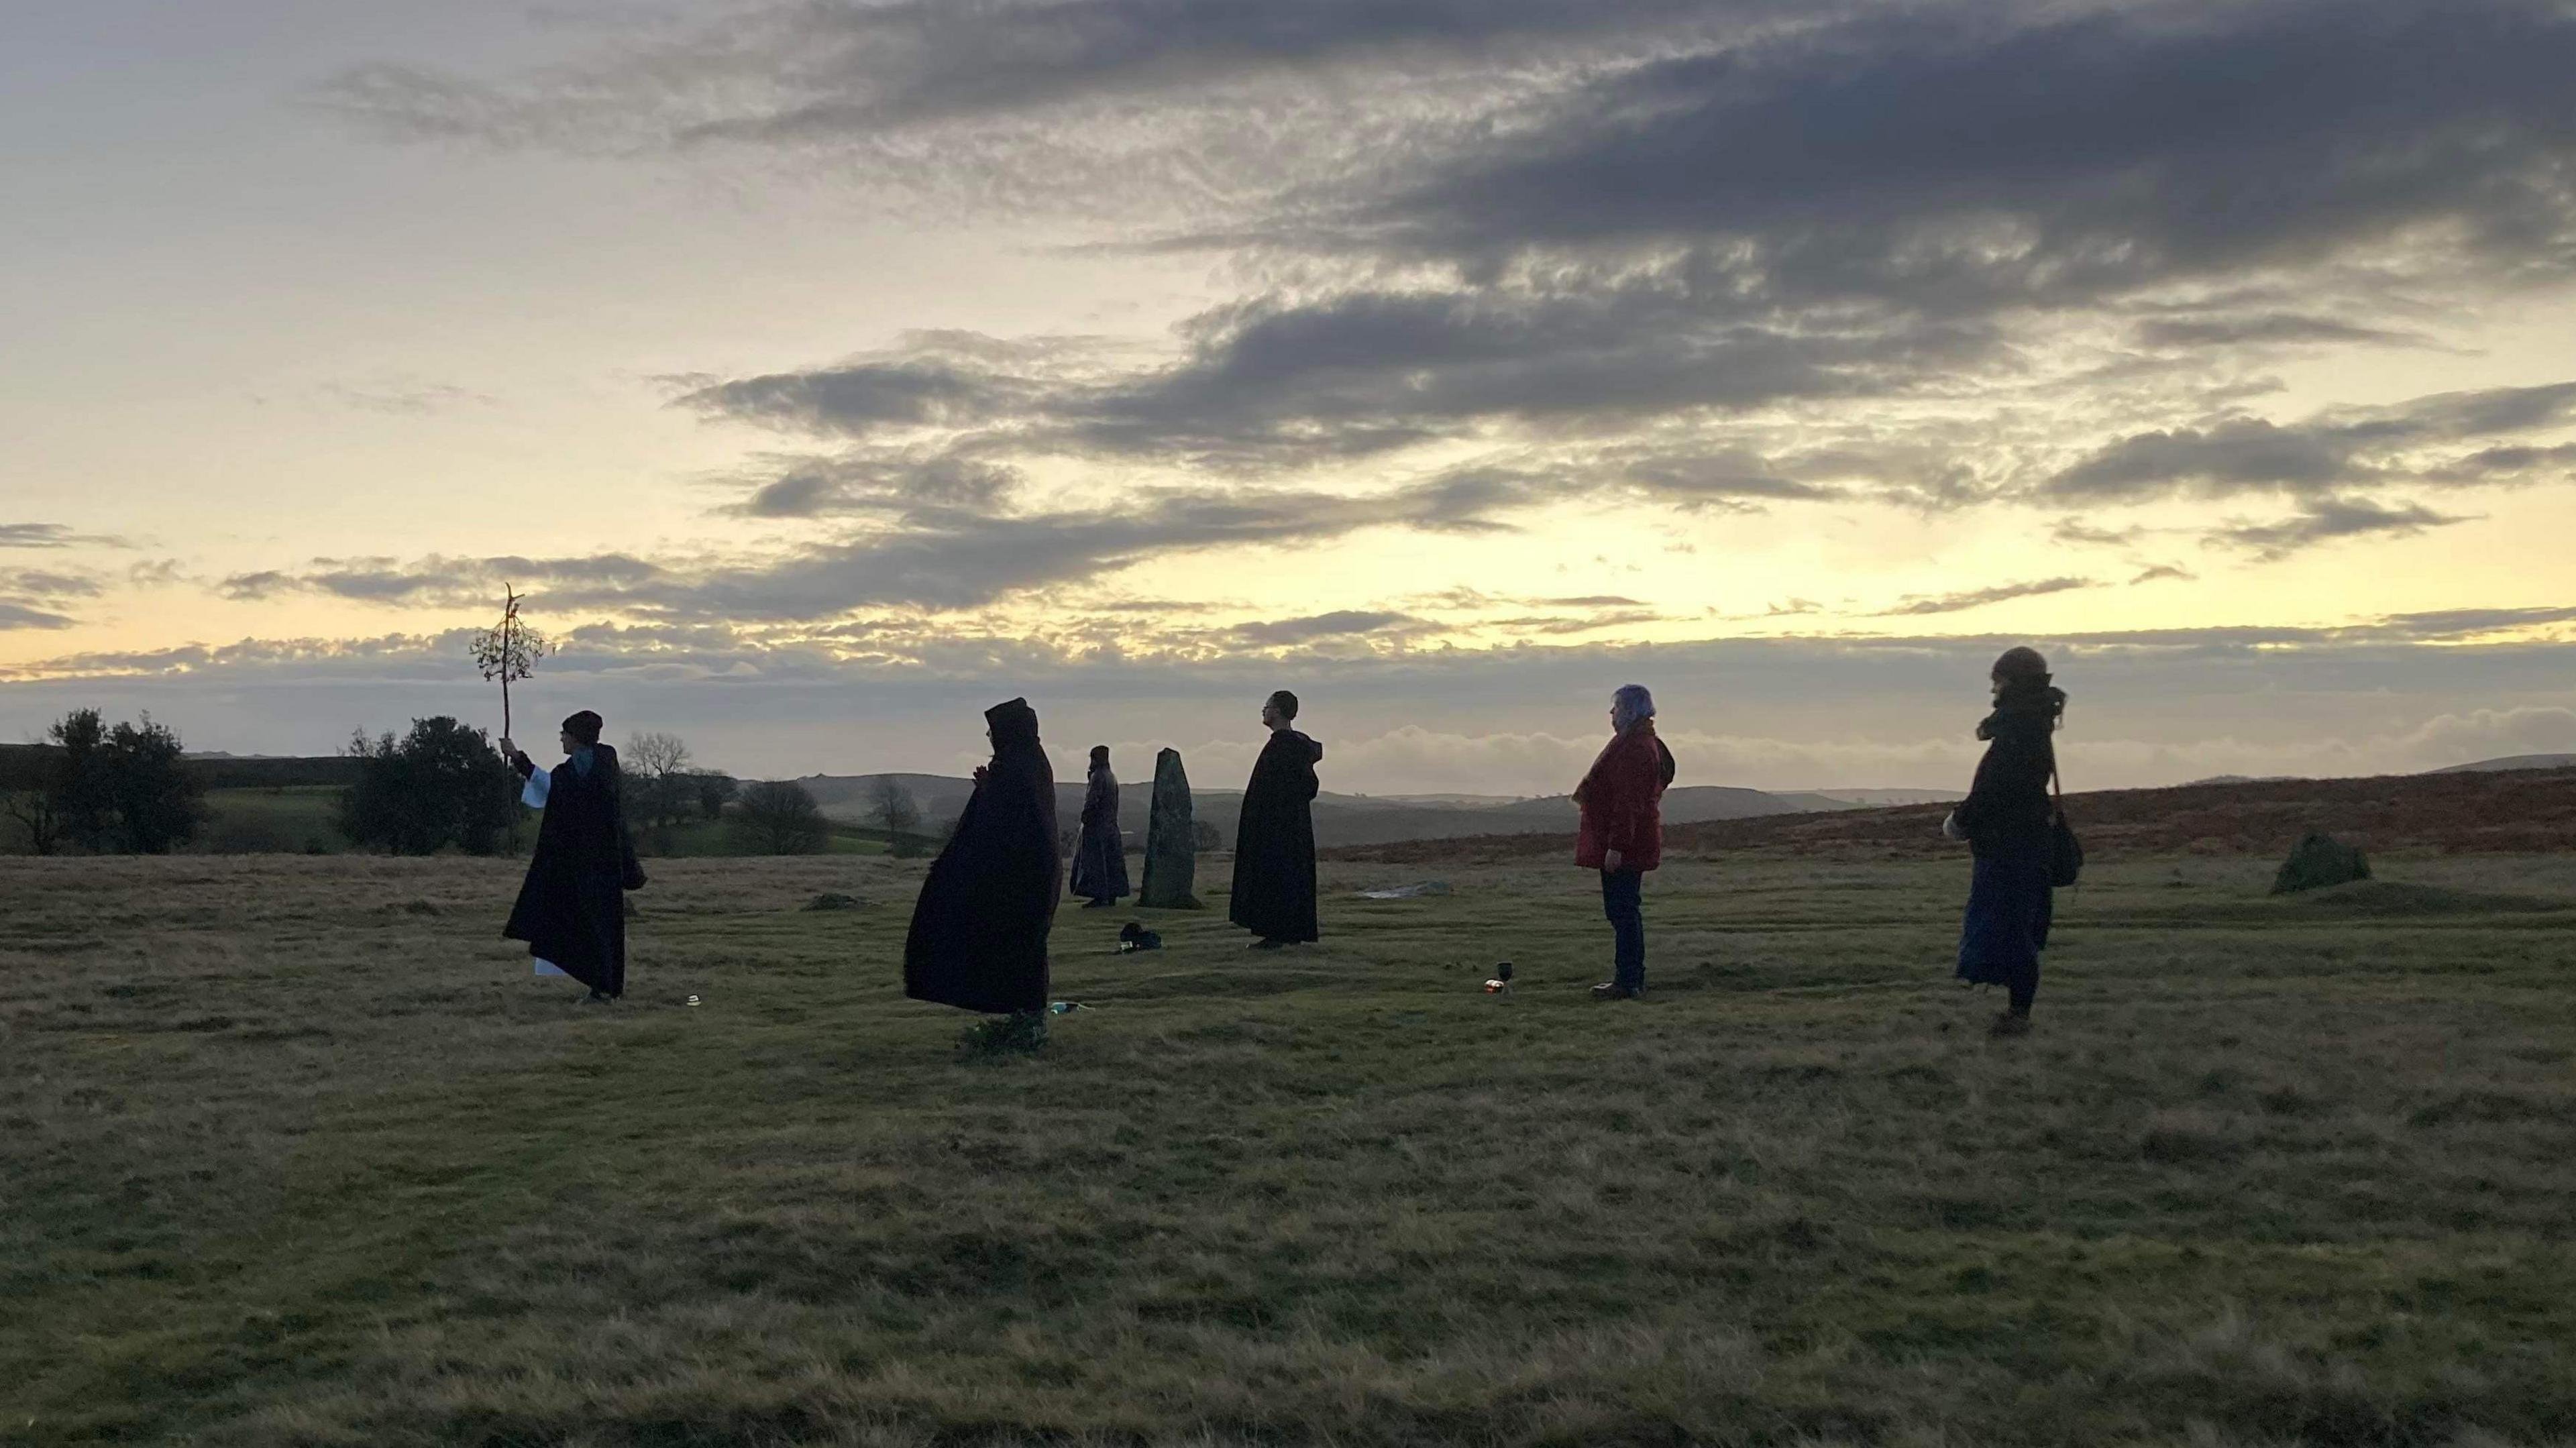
[{"left": 4, "top": 848, "right": 2574, "bottom": 1445}]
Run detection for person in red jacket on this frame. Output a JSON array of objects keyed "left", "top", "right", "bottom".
[{"left": 1574, "top": 683, "right": 1675, "bottom": 1000}]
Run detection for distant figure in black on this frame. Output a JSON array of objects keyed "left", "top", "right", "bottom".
[
  {"left": 905, "top": 698, "right": 1061, "bottom": 1024},
  {"left": 1071, "top": 744, "right": 1129, "bottom": 907},
  {"left": 1230, "top": 689, "right": 1323, "bottom": 949},
  {"left": 1943, "top": 647, "right": 2066, "bottom": 1036},
  {"left": 501, "top": 710, "right": 646, "bottom": 1003}
]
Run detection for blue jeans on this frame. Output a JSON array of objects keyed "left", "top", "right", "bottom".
[{"left": 1601, "top": 869, "right": 1645, "bottom": 992}]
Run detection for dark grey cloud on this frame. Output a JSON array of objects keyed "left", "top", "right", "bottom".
[
  {"left": 0, "top": 567, "right": 106, "bottom": 631},
  {"left": 0, "top": 523, "right": 128, "bottom": 550},
  {"left": 726, "top": 451, "right": 1023, "bottom": 518},
  {"left": 1360, "top": 2, "right": 2576, "bottom": 297},
  {"left": 0, "top": 602, "right": 78, "bottom": 631},
  {"left": 2130, "top": 313, "right": 2430, "bottom": 350},
  {"left": 682, "top": 360, "right": 1025, "bottom": 438},
  {"left": 315, "top": 0, "right": 1796, "bottom": 148},
  {"left": 2045, "top": 381, "right": 2576, "bottom": 504},
  {"left": 215, "top": 471, "right": 1542, "bottom": 624},
  {"left": 2209, "top": 496, "right": 2472, "bottom": 561},
  {"left": 1877, "top": 578, "right": 2095, "bottom": 617},
  {"left": 1230, "top": 610, "right": 1422, "bottom": 645}
]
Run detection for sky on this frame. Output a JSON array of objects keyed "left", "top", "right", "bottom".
[{"left": 5, "top": 0, "right": 2575, "bottom": 795}]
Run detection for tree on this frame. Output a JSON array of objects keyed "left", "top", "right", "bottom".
[
  {"left": 5, "top": 710, "right": 203, "bottom": 854},
  {"left": 730, "top": 780, "right": 830, "bottom": 855},
  {"left": 691, "top": 771, "right": 738, "bottom": 822},
  {"left": 1192, "top": 820, "right": 1222, "bottom": 851},
  {"left": 48, "top": 709, "right": 114, "bottom": 852},
  {"left": 339, "top": 716, "right": 519, "bottom": 856},
  {"left": 0, "top": 744, "right": 62, "bottom": 855},
  {"left": 870, "top": 778, "right": 924, "bottom": 858},
  {"left": 625, "top": 731, "right": 693, "bottom": 832},
  {"left": 101, "top": 715, "right": 205, "bottom": 854}
]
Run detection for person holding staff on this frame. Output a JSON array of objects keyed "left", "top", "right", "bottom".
[
  {"left": 1943, "top": 646, "right": 2067, "bottom": 1036},
  {"left": 1574, "top": 683, "right": 1673, "bottom": 1001},
  {"left": 500, "top": 710, "right": 646, "bottom": 1003}
]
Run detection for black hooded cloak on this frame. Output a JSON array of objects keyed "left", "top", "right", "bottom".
[
  {"left": 904, "top": 698, "right": 1061, "bottom": 1013},
  {"left": 1069, "top": 764, "right": 1130, "bottom": 903},
  {"left": 503, "top": 741, "right": 647, "bottom": 997},
  {"left": 1228, "top": 728, "right": 1323, "bottom": 942},
  {"left": 1953, "top": 681, "right": 2065, "bottom": 989}
]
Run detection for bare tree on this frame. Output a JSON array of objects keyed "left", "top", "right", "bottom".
[
  {"left": 625, "top": 731, "right": 693, "bottom": 830},
  {"left": 730, "top": 780, "right": 830, "bottom": 855},
  {"left": 869, "top": 777, "right": 923, "bottom": 858}
]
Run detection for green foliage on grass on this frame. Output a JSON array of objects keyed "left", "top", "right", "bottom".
[{"left": 3, "top": 850, "right": 2573, "bottom": 1445}]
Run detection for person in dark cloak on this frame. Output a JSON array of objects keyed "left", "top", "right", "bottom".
[
  {"left": 1575, "top": 683, "right": 1675, "bottom": 1001},
  {"left": 1943, "top": 647, "right": 2067, "bottom": 1037},
  {"left": 904, "top": 698, "right": 1062, "bottom": 1028},
  {"left": 1069, "top": 744, "right": 1130, "bottom": 907},
  {"left": 500, "top": 710, "right": 646, "bottom": 1003},
  {"left": 1230, "top": 689, "right": 1324, "bottom": 949}
]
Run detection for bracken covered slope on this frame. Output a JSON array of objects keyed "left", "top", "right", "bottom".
[{"left": 1326, "top": 767, "right": 2576, "bottom": 865}]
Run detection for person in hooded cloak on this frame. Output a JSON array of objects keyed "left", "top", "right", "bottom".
[
  {"left": 501, "top": 710, "right": 647, "bottom": 1003},
  {"left": 1069, "top": 744, "right": 1130, "bottom": 907},
  {"left": 904, "top": 698, "right": 1062, "bottom": 1017},
  {"left": 1230, "top": 689, "right": 1324, "bottom": 948},
  {"left": 1943, "top": 647, "right": 2068, "bottom": 1036},
  {"left": 1575, "top": 683, "right": 1675, "bottom": 1001}
]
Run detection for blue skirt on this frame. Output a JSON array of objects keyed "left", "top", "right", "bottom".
[{"left": 1956, "top": 850, "right": 2053, "bottom": 987}]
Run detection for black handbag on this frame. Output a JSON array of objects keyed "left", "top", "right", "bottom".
[{"left": 2047, "top": 750, "right": 2084, "bottom": 887}]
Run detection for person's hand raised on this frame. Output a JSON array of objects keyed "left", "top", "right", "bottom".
[
  {"left": 498, "top": 736, "right": 517, "bottom": 758},
  {"left": 972, "top": 765, "right": 991, "bottom": 786}
]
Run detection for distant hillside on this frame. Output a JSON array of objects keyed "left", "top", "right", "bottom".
[
  {"left": 1327, "top": 765, "right": 2576, "bottom": 863},
  {"left": 2434, "top": 754, "right": 2576, "bottom": 774},
  {"left": 786, "top": 772, "right": 1837, "bottom": 848}
]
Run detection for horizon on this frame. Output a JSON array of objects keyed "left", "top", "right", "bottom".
[{"left": 6, "top": 1, "right": 2575, "bottom": 795}]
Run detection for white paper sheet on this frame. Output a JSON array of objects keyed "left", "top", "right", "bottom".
[
  {"left": 533, "top": 958, "right": 568, "bottom": 977},
  {"left": 521, "top": 764, "right": 551, "bottom": 810}
]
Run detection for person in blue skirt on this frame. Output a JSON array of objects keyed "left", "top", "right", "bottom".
[{"left": 1943, "top": 647, "right": 2065, "bottom": 1036}]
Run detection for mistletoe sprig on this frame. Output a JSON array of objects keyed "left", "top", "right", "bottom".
[{"left": 468, "top": 585, "right": 551, "bottom": 742}]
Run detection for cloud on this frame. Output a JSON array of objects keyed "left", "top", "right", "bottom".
[
  {"left": 2129, "top": 564, "right": 2195, "bottom": 585},
  {"left": 2208, "top": 496, "right": 2473, "bottom": 561},
  {"left": 0, "top": 602, "right": 78, "bottom": 632},
  {"left": 1876, "top": 578, "right": 2095, "bottom": 617},
  {"left": 2043, "top": 380, "right": 2576, "bottom": 504},
  {"left": 0, "top": 567, "right": 106, "bottom": 631},
  {"left": 1229, "top": 610, "right": 1424, "bottom": 645},
  {"left": 724, "top": 451, "right": 1024, "bottom": 518},
  {"left": 2130, "top": 313, "right": 2432, "bottom": 350},
  {"left": 317, "top": 380, "right": 498, "bottom": 415},
  {"left": 0, "top": 523, "right": 129, "bottom": 550}
]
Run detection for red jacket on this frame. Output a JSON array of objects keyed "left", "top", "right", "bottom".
[{"left": 1574, "top": 721, "right": 1671, "bottom": 871}]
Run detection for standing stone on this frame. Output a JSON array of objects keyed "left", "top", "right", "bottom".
[
  {"left": 1138, "top": 747, "right": 1202, "bottom": 909},
  {"left": 2271, "top": 832, "right": 2371, "bottom": 895}
]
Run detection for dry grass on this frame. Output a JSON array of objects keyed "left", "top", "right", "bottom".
[{"left": 3, "top": 849, "right": 2574, "bottom": 1446}]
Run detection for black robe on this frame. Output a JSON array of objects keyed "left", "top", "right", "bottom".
[
  {"left": 503, "top": 743, "right": 646, "bottom": 997},
  {"left": 1229, "top": 728, "right": 1323, "bottom": 942},
  {"left": 1069, "top": 767, "right": 1130, "bottom": 903},
  {"left": 904, "top": 699, "right": 1061, "bottom": 1014}
]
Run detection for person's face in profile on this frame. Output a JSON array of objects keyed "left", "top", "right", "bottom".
[{"left": 559, "top": 728, "right": 579, "bottom": 754}]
